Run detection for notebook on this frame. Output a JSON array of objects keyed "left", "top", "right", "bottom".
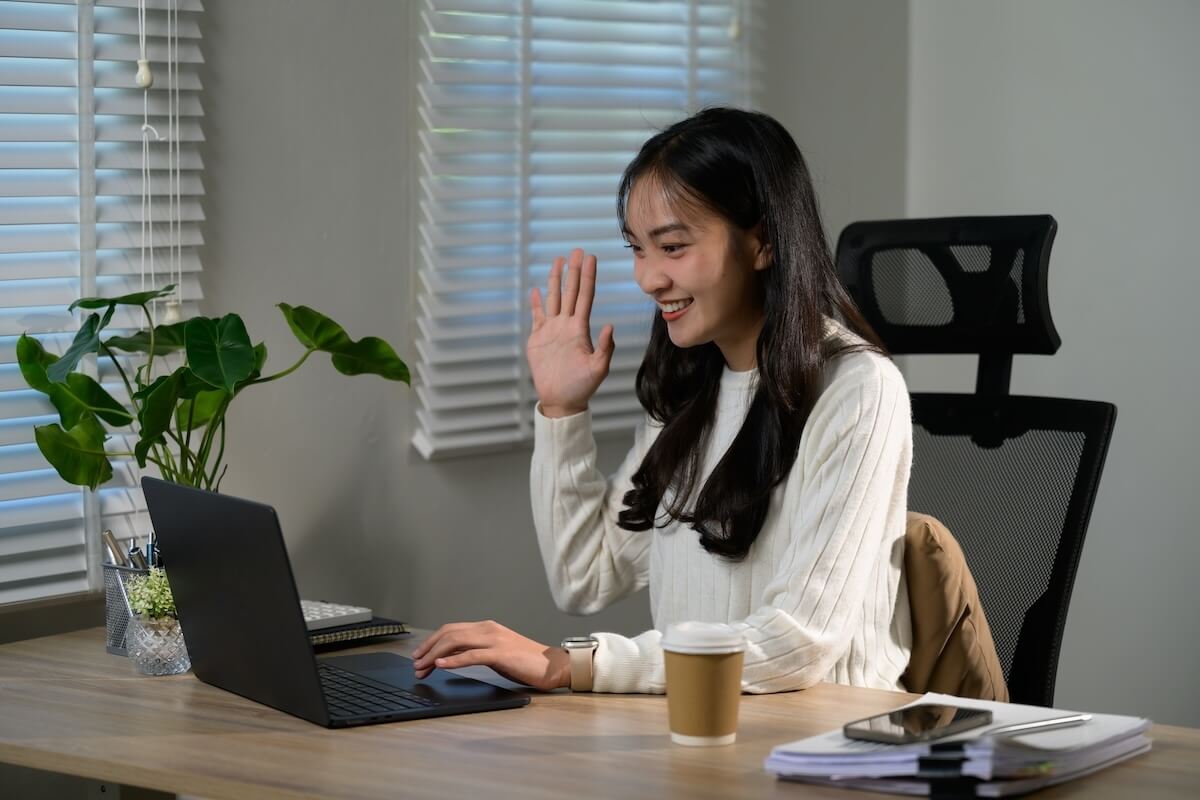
[
  {"left": 764, "top": 692, "right": 1151, "bottom": 796},
  {"left": 141, "top": 477, "right": 529, "bottom": 728},
  {"left": 309, "top": 616, "right": 408, "bottom": 648}
]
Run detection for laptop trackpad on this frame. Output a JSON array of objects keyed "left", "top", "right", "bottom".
[{"left": 320, "top": 652, "right": 528, "bottom": 700}]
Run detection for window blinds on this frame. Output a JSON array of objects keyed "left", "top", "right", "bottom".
[
  {"left": 412, "top": 0, "right": 760, "bottom": 458},
  {"left": 0, "top": 0, "right": 206, "bottom": 605}
]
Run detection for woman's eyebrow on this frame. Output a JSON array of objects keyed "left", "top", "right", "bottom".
[{"left": 621, "top": 222, "right": 691, "bottom": 240}]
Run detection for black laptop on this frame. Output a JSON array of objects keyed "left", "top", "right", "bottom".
[{"left": 141, "top": 477, "right": 529, "bottom": 728}]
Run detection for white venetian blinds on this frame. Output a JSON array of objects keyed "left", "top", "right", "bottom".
[
  {"left": 413, "top": 0, "right": 760, "bottom": 458},
  {"left": 0, "top": 0, "right": 206, "bottom": 605}
]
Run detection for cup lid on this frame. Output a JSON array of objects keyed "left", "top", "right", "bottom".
[{"left": 661, "top": 621, "right": 745, "bottom": 654}]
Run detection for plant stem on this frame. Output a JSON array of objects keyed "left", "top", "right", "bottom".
[
  {"left": 248, "top": 349, "right": 314, "bottom": 385},
  {"left": 207, "top": 417, "right": 226, "bottom": 488},
  {"left": 177, "top": 401, "right": 196, "bottom": 479},
  {"left": 213, "top": 463, "right": 228, "bottom": 492},
  {"left": 164, "top": 429, "right": 190, "bottom": 482},
  {"left": 156, "top": 443, "right": 178, "bottom": 483},
  {"left": 100, "top": 343, "right": 139, "bottom": 416},
  {"left": 142, "top": 303, "right": 158, "bottom": 381},
  {"left": 193, "top": 395, "right": 231, "bottom": 484}
]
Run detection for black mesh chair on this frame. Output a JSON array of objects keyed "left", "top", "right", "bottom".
[{"left": 835, "top": 215, "right": 1116, "bottom": 707}]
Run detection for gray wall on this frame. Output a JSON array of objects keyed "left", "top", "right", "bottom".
[
  {"left": 764, "top": 0, "right": 910, "bottom": 240},
  {"left": 907, "top": 0, "right": 1200, "bottom": 725}
]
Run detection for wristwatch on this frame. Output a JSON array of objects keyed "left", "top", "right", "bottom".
[{"left": 561, "top": 635, "right": 599, "bottom": 692}]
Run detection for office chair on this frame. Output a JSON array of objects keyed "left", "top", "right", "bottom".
[{"left": 835, "top": 215, "right": 1116, "bottom": 707}]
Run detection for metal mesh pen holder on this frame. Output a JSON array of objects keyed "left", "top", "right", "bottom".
[{"left": 104, "top": 564, "right": 149, "bottom": 656}]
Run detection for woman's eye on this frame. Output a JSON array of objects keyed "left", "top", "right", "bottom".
[
  {"left": 624, "top": 242, "right": 643, "bottom": 254},
  {"left": 661, "top": 243, "right": 686, "bottom": 255}
]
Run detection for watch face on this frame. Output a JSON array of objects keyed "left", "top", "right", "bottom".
[{"left": 562, "top": 636, "right": 598, "bottom": 649}]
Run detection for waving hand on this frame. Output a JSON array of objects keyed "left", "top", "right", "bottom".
[{"left": 526, "top": 248, "right": 615, "bottom": 418}]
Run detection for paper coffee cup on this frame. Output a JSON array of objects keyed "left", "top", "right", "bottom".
[{"left": 661, "top": 622, "right": 745, "bottom": 746}]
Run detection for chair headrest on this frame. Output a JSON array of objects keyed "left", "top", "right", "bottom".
[{"left": 835, "top": 215, "right": 1060, "bottom": 357}]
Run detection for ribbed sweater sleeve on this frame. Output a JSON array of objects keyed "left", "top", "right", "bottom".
[{"left": 530, "top": 405, "right": 658, "bottom": 615}]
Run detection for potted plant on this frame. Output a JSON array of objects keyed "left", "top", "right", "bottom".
[
  {"left": 17, "top": 284, "right": 409, "bottom": 490},
  {"left": 18, "top": 284, "right": 409, "bottom": 658},
  {"left": 124, "top": 567, "right": 190, "bottom": 675}
]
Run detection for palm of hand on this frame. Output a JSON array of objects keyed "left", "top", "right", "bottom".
[
  {"left": 527, "top": 318, "right": 606, "bottom": 412},
  {"left": 527, "top": 249, "right": 615, "bottom": 416}
]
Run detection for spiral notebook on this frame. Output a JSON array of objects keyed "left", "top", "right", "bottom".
[{"left": 308, "top": 616, "right": 409, "bottom": 647}]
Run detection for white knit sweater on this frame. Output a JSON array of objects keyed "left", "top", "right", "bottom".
[{"left": 530, "top": 327, "right": 913, "bottom": 694}]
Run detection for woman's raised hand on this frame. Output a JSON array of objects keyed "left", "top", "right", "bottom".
[{"left": 527, "top": 248, "right": 615, "bottom": 418}]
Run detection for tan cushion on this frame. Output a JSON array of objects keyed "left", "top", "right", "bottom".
[{"left": 902, "top": 512, "right": 1009, "bottom": 702}]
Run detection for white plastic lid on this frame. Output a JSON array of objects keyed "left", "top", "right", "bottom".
[{"left": 661, "top": 621, "right": 745, "bottom": 655}]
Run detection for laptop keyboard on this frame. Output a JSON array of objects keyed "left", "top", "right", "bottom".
[{"left": 318, "top": 661, "right": 439, "bottom": 718}]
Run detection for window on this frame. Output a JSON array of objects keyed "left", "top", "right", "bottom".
[
  {"left": 0, "top": 0, "right": 206, "bottom": 605},
  {"left": 412, "top": 0, "right": 761, "bottom": 458}
]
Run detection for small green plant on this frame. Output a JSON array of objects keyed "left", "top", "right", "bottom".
[
  {"left": 126, "top": 568, "right": 177, "bottom": 620},
  {"left": 17, "top": 284, "right": 409, "bottom": 491}
]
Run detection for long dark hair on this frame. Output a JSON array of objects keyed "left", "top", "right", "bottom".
[{"left": 616, "top": 107, "right": 885, "bottom": 560}]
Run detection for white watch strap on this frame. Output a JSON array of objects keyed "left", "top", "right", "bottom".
[{"left": 568, "top": 644, "right": 595, "bottom": 692}]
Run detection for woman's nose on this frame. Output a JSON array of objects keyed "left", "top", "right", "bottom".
[{"left": 634, "top": 258, "right": 671, "bottom": 295}]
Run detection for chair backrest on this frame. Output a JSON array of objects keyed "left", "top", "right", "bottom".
[{"left": 835, "top": 216, "right": 1117, "bottom": 707}]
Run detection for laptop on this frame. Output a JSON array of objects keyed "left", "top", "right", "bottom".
[{"left": 141, "top": 477, "right": 529, "bottom": 728}]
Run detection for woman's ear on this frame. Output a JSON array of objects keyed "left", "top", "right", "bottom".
[{"left": 751, "top": 224, "right": 772, "bottom": 271}]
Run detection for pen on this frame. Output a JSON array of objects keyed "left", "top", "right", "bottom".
[
  {"left": 102, "top": 529, "right": 129, "bottom": 567},
  {"left": 988, "top": 713, "right": 1092, "bottom": 738},
  {"left": 128, "top": 541, "right": 149, "bottom": 570}
]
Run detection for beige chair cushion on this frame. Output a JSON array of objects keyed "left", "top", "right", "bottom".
[{"left": 902, "top": 512, "right": 1009, "bottom": 702}]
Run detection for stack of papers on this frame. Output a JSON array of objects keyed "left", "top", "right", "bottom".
[{"left": 765, "top": 692, "right": 1152, "bottom": 797}]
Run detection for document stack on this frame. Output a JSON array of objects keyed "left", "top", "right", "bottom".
[{"left": 764, "top": 693, "right": 1152, "bottom": 797}]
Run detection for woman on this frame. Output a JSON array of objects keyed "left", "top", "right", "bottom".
[{"left": 414, "top": 108, "right": 912, "bottom": 694}]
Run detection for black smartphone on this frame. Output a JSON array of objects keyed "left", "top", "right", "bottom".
[{"left": 843, "top": 703, "right": 993, "bottom": 744}]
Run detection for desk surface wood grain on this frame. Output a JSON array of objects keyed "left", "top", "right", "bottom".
[{"left": 0, "top": 628, "right": 1196, "bottom": 799}]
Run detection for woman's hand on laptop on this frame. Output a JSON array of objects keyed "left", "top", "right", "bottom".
[{"left": 412, "top": 620, "right": 571, "bottom": 691}]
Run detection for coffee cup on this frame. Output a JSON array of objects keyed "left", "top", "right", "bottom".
[{"left": 661, "top": 621, "right": 746, "bottom": 746}]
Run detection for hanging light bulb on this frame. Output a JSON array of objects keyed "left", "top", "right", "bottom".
[
  {"left": 135, "top": 58, "right": 154, "bottom": 89},
  {"left": 162, "top": 298, "right": 183, "bottom": 324}
]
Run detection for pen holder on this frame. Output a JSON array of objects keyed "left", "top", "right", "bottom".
[{"left": 104, "top": 564, "right": 149, "bottom": 656}]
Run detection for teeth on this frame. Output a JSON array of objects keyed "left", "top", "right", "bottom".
[{"left": 659, "top": 299, "right": 693, "bottom": 313}]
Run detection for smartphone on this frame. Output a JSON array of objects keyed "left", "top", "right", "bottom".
[{"left": 843, "top": 703, "right": 993, "bottom": 744}]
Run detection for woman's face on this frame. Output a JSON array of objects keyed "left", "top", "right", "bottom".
[{"left": 623, "top": 177, "right": 769, "bottom": 371}]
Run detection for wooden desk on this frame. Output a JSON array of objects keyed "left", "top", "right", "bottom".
[{"left": 0, "top": 628, "right": 1196, "bottom": 799}]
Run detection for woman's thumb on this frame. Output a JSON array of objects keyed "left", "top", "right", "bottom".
[{"left": 593, "top": 324, "right": 615, "bottom": 368}]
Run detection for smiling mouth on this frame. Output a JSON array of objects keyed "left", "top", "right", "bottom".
[{"left": 657, "top": 298, "right": 694, "bottom": 313}]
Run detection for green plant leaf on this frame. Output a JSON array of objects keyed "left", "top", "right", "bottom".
[
  {"left": 278, "top": 303, "right": 351, "bottom": 350},
  {"left": 175, "top": 367, "right": 212, "bottom": 399},
  {"left": 184, "top": 314, "right": 256, "bottom": 393},
  {"left": 17, "top": 334, "right": 55, "bottom": 393},
  {"left": 330, "top": 337, "right": 410, "bottom": 382},
  {"left": 18, "top": 335, "right": 132, "bottom": 428},
  {"left": 176, "top": 389, "right": 227, "bottom": 432},
  {"left": 138, "top": 370, "right": 181, "bottom": 443},
  {"left": 34, "top": 417, "right": 113, "bottom": 490},
  {"left": 104, "top": 321, "right": 188, "bottom": 355},
  {"left": 55, "top": 374, "right": 132, "bottom": 428},
  {"left": 69, "top": 284, "right": 176, "bottom": 311},
  {"left": 277, "top": 304, "right": 409, "bottom": 384},
  {"left": 46, "top": 313, "right": 103, "bottom": 383},
  {"left": 132, "top": 372, "right": 172, "bottom": 402}
]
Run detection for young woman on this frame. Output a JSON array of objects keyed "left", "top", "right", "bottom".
[{"left": 414, "top": 108, "right": 913, "bottom": 694}]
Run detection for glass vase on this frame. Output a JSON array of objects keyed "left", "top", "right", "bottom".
[{"left": 126, "top": 614, "right": 191, "bottom": 676}]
